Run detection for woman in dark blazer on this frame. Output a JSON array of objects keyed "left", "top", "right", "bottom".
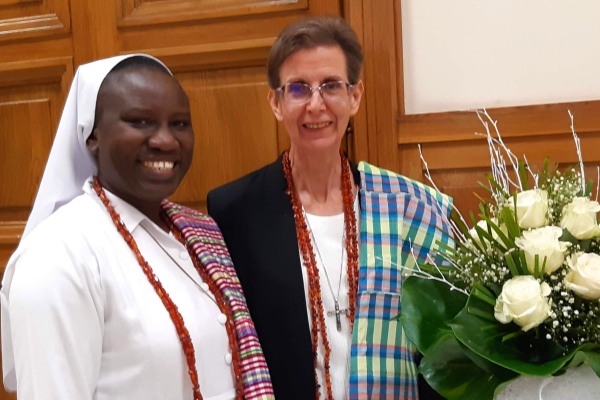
[{"left": 208, "top": 16, "right": 451, "bottom": 400}]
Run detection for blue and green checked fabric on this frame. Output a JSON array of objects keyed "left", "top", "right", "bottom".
[{"left": 349, "top": 162, "right": 453, "bottom": 399}]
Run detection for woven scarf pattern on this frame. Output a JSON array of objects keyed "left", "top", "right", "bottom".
[
  {"left": 162, "top": 201, "right": 275, "bottom": 400},
  {"left": 349, "top": 162, "right": 453, "bottom": 399}
]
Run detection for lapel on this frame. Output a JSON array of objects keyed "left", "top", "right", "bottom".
[
  {"left": 261, "top": 157, "right": 361, "bottom": 324},
  {"left": 256, "top": 157, "right": 310, "bottom": 324}
]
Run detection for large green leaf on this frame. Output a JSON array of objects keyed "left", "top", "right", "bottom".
[
  {"left": 419, "top": 337, "right": 516, "bottom": 400},
  {"left": 582, "top": 350, "right": 600, "bottom": 376},
  {"left": 451, "top": 292, "right": 576, "bottom": 376},
  {"left": 400, "top": 276, "right": 467, "bottom": 355},
  {"left": 564, "top": 346, "right": 600, "bottom": 376}
]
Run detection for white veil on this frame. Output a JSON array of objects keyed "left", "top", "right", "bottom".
[{"left": 22, "top": 53, "right": 171, "bottom": 238}]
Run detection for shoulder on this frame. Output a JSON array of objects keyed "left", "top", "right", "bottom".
[
  {"left": 13, "top": 194, "right": 110, "bottom": 262},
  {"left": 207, "top": 156, "right": 283, "bottom": 216},
  {"left": 162, "top": 200, "right": 219, "bottom": 231},
  {"left": 358, "top": 161, "right": 453, "bottom": 212},
  {"left": 4, "top": 194, "right": 108, "bottom": 295},
  {"left": 23, "top": 194, "right": 107, "bottom": 248}
]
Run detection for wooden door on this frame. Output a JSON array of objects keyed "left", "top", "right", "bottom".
[{"left": 0, "top": 1, "right": 344, "bottom": 398}]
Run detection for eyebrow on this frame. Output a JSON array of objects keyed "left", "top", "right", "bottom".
[{"left": 284, "top": 76, "right": 345, "bottom": 85}]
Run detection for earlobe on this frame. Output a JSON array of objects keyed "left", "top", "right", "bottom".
[
  {"left": 350, "top": 80, "right": 364, "bottom": 115},
  {"left": 267, "top": 90, "right": 283, "bottom": 121},
  {"left": 86, "top": 130, "right": 99, "bottom": 158}
]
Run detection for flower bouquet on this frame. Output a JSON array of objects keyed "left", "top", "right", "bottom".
[{"left": 400, "top": 111, "right": 600, "bottom": 399}]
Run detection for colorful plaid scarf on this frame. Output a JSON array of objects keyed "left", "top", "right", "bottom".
[
  {"left": 349, "top": 163, "right": 453, "bottom": 399},
  {"left": 162, "top": 201, "right": 275, "bottom": 400}
]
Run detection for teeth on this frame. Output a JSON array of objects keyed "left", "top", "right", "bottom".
[
  {"left": 305, "top": 122, "right": 330, "bottom": 129},
  {"left": 143, "top": 161, "right": 174, "bottom": 171}
]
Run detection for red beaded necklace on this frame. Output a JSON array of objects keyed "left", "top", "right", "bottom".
[
  {"left": 92, "top": 176, "right": 242, "bottom": 400},
  {"left": 282, "top": 151, "right": 359, "bottom": 400}
]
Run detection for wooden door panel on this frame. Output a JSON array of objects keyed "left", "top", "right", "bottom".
[
  {"left": 403, "top": 119, "right": 600, "bottom": 218},
  {"left": 0, "top": 0, "right": 70, "bottom": 42},
  {"left": 0, "top": 100, "right": 53, "bottom": 215},
  {"left": 0, "top": 57, "right": 72, "bottom": 267},
  {"left": 171, "top": 67, "right": 280, "bottom": 210},
  {"left": 118, "top": 0, "right": 309, "bottom": 27}
]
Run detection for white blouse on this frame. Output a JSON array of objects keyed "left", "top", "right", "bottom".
[
  {"left": 301, "top": 196, "right": 360, "bottom": 400},
  {"left": 1, "top": 182, "right": 235, "bottom": 400}
]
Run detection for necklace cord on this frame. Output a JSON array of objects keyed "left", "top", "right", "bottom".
[
  {"left": 282, "top": 152, "right": 359, "bottom": 400},
  {"left": 92, "top": 177, "right": 244, "bottom": 400},
  {"left": 303, "top": 209, "right": 344, "bottom": 306}
]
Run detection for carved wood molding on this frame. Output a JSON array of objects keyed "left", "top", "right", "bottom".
[
  {"left": 0, "top": 56, "right": 71, "bottom": 88},
  {"left": 0, "top": 223, "right": 23, "bottom": 247},
  {"left": 0, "top": 0, "right": 39, "bottom": 5},
  {"left": 0, "top": 222, "right": 23, "bottom": 277},
  {"left": 0, "top": 13, "right": 68, "bottom": 42},
  {"left": 414, "top": 132, "right": 600, "bottom": 171},
  {"left": 118, "top": 0, "right": 307, "bottom": 28},
  {"left": 397, "top": 101, "right": 600, "bottom": 145},
  {"left": 129, "top": 37, "right": 274, "bottom": 71},
  {"left": 0, "top": 0, "right": 72, "bottom": 43}
]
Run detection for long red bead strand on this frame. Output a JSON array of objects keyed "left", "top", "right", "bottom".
[{"left": 282, "top": 151, "right": 359, "bottom": 400}]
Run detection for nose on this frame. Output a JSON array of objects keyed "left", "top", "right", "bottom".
[
  {"left": 306, "top": 87, "right": 326, "bottom": 110},
  {"left": 148, "top": 124, "right": 178, "bottom": 151}
]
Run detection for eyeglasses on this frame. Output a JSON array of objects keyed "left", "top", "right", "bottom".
[{"left": 276, "top": 80, "right": 354, "bottom": 105}]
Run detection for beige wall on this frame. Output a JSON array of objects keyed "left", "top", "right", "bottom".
[{"left": 402, "top": 0, "right": 600, "bottom": 114}]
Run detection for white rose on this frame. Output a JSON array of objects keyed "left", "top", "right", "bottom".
[
  {"left": 564, "top": 252, "right": 600, "bottom": 300},
  {"left": 494, "top": 275, "right": 552, "bottom": 331},
  {"left": 469, "top": 218, "right": 507, "bottom": 247},
  {"left": 510, "top": 189, "right": 548, "bottom": 229},
  {"left": 560, "top": 197, "right": 600, "bottom": 240},
  {"left": 514, "top": 226, "right": 569, "bottom": 274}
]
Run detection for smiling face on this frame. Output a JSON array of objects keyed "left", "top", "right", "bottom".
[
  {"left": 86, "top": 67, "right": 194, "bottom": 215},
  {"left": 268, "top": 45, "right": 363, "bottom": 156}
]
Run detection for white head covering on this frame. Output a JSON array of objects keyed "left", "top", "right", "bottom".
[{"left": 22, "top": 54, "right": 171, "bottom": 238}]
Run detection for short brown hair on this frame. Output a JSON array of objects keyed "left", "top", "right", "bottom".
[{"left": 266, "top": 15, "right": 364, "bottom": 89}]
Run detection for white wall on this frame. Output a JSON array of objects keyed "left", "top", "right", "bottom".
[{"left": 401, "top": 0, "right": 600, "bottom": 115}]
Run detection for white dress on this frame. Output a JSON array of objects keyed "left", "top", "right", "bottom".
[{"left": 1, "top": 182, "right": 235, "bottom": 400}]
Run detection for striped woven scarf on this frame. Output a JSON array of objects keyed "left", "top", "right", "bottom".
[{"left": 161, "top": 201, "right": 275, "bottom": 400}]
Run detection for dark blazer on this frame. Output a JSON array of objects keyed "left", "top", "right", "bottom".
[
  {"left": 207, "top": 155, "right": 316, "bottom": 399},
  {"left": 207, "top": 155, "right": 445, "bottom": 400}
]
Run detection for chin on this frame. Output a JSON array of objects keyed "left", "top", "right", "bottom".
[
  {"left": 298, "top": 139, "right": 342, "bottom": 154},
  {"left": 142, "top": 181, "right": 181, "bottom": 199}
]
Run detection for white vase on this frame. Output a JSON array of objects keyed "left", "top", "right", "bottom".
[{"left": 495, "top": 363, "right": 600, "bottom": 400}]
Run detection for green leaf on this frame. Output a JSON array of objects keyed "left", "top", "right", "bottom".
[
  {"left": 486, "top": 173, "right": 507, "bottom": 195},
  {"left": 400, "top": 277, "right": 467, "bottom": 355},
  {"left": 471, "top": 283, "right": 497, "bottom": 308},
  {"left": 451, "top": 209, "right": 471, "bottom": 236},
  {"left": 518, "top": 161, "right": 529, "bottom": 190},
  {"left": 500, "top": 205, "right": 521, "bottom": 240},
  {"left": 586, "top": 179, "right": 594, "bottom": 197},
  {"left": 419, "top": 337, "right": 514, "bottom": 400},
  {"left": 540, "top": 157, "right": 550, "bottom": 185},
  {"left": 580, "top": 349, "right": 600, "bottom": 377},
  {"left": 503, "top": 253, "right": 520, "bottom": 278},
  {"left": 481, "top": 216, "right": 511, "bottom": 251}
]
